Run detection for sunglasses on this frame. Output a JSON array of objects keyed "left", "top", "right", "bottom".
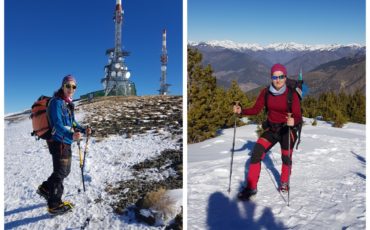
[
  {"left": 271, "top": 75, "right": 286, "bottom": 80},
  {"left": 64, "top": 84, "right": 77, "bottom": 90}
]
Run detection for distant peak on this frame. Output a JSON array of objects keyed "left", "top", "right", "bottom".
[{"left": 189, "top": 40, "right": 365, "bottom": 51}]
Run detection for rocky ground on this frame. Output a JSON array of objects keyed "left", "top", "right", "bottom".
[
  {"left": 78, "top": 95, "right": 183, "bottom": 228},
  {"left": 77, "top": 96, "right": 182, "bottom": 140}
]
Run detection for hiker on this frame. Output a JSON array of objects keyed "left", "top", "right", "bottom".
[
  {"left": 37, "top": 75, "right": 92, "bottom": 215},
  {"left": 233, "top": 63, "right": 302, "bottom": 200}
]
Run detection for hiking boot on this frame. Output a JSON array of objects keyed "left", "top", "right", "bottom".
[
  {"left": 48, "top": 201, "right": 74, "bottom": 215},
  {"left": 279, "top": 183, "right": 289, "bottom": 193},
  {"left": 37, "top": 184, "right": 50, "bottom": 201},
  {"left": 237, "top": 187, "right": 257, "bottom": 201}
]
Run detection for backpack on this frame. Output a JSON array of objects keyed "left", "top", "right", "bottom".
[
  {"left": 264, "top": 78, "right": 304, "bottom": 149},
  {"left": 30, "top": 96, "right": 53, "bottom": 140}
]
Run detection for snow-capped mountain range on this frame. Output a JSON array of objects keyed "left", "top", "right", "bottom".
[
  {"left": 188, "top": 40, "right": 365, "bottom": 95},
  {"left": 189, "top": 40, "right": 364, "bottom": 52}
]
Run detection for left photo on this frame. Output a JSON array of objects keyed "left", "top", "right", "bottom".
[{"left": 4, "top": 0, "right": 183, "bottom": 229}]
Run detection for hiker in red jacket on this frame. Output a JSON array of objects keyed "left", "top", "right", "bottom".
[{"left": 233, "top": 63, "right": 302, "bottom": 200}]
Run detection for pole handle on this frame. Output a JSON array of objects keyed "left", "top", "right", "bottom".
[{"left": 233, "top": 101, "right": 242, "bottom": 116}]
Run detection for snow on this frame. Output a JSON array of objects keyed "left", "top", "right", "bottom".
[
  {"left": 189, "top": 40, "right": 365, "bottom": 52},
  {"left": 188, "top": 118, "right": 365, "bottom": 229},
  {"left": 4, "top": 111, "right": 181, "bottom": 229}
]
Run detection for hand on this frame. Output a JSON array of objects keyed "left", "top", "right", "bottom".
[
  {"left": 73, "top": 131, "right": 82, "bottom": 141},
  {"left": 286, "top": 117, "right": 294, "bottom": 127},
  {"left": 233, "top": 105, "right": 241, "bottom": 114},
  {"left": 86, "top": 127, "right": 92, "bottom": 135}
]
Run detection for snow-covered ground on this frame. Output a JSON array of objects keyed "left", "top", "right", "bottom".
[
  {"left": 4, "top": 111, "right": 182, "bottom": 229},
  {"left": 188, "top": 118, "right": 366, "bottom": 229}
]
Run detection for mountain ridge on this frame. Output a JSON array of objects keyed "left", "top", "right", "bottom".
[
  {"left": 189, "top": 40, "right": 365, "bottom": 52},
  {"left": 189, "top": 41, "right": 366, "bottom": 95}
]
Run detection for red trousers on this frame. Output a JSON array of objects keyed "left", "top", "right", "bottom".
[{"left": 246, "top": 127, "right": 297, "bottom": 190}]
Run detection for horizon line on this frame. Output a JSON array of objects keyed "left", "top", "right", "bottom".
[{"left": 188, "top": 40, "right": 366, "bottom": 47}]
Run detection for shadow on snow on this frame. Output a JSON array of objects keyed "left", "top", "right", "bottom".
[
  {"left": 351, "top": 151, "right": 365, "bottom": 164},
  {"left": 208, "top": 135, "right": 293, "bottom": 229},
  {"left": 207, "top": 192, "right": 285, "bottom": 230},
  {"left": 351, "top": 151, "right": 366, "bottom": 180},
  {"left": 4, "top": 203, "right": 51, "bottom": 229}
]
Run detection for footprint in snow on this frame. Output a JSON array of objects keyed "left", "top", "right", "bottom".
[{"left": 24, "top": 149, "right": 41, "bottom": 154}]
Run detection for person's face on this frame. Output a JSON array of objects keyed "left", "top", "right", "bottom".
[
  {"left": 271, "top": 70, "right": 286, "bottom": 90},
  {"left": 63, "top": 80, "right": 77, "bottom": 98}
]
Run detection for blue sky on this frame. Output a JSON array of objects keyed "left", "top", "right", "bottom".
[
  {"left": 188, "top": 0, "right": 365, "bottom": 45},
  {"left": 5, "top": 0, "right": 183, "bottom": 114}
]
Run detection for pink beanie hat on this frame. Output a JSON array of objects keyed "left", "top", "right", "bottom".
[{"left": 271, "top": 63, "right": 287, "bottom": 76}]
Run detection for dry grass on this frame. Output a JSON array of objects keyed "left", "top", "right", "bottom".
[{"left": 142, "top": 188, "right": 176, "bottom": 219}]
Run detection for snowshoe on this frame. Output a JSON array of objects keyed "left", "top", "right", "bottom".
[
  {"left": 237, "top": 188, "right": 257, "bottom": 201},
  {"left": 36, "top": 184, "right": 50, "bottom": 201},
  {"left": 279, "top": 183, "right": 289, "bottom": 193},
  {"left": 48, "top": 201, "right": 74, "bottom": 215}
]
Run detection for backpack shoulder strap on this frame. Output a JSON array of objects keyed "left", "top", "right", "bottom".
[{"left": 46, "top": 97, "right": 55, "bottom": 127}]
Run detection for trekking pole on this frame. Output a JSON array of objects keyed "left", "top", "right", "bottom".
[
  {"left": 81, "top": 127, "right": 92, "bottom": 229},
  {"left": 79, "top": 126, "right": 90, "bottom": 192},
  {"left": 76, "top": 131, "right": 85, "bottom": 193},
  {"left": 287, "top": 113, "right": 292, "bottom": 207},
  {"left": 228, "top": 101, "right": 239, "bottom": 194}
]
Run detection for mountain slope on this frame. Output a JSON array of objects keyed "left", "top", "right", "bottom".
[
  {"left": 188, "top": 119, "right": 365, "bottom": 229},
  {"left": 198, "top": 48, "right": 270, "bottom": 91},
  {"left": 189, "top": 41, "right": 365, "bottom": 94},
  {"left": 285, "top": 47, "right": 365, "bottom": 74},
  {"left": 304, "top": 55, "right": 365, "bottom": 95}
]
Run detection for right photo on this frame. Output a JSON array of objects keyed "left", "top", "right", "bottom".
[{"left": 187, "top": 0, "right": 365, "bottom": 229}]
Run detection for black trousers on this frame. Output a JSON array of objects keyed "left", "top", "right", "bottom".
[{"left": 44, "top": 141, "right": 72, "bottom": 208}]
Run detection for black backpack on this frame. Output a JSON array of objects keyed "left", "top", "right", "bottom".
[{"left": 264, "top": 78, "right": 303, "bottom": 149}]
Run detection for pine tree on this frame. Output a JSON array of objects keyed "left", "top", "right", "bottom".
[
  {"left": 211, "top": 87, "right": 229, "bottom": 129},
  {"left": 188, "top": 47, "right": 220, "bottom": 143},
  {"left": 295, "top": 88, "right": 364, "bottom": 126},
  {"left": 224, "top": 80, "right": 250, "bottom": 127},
  {"left": 332, "top": 108, "right": 347, "bottom": 128},
  {"left": 348, "top": 89, "right": 365, "bottom": 124}
]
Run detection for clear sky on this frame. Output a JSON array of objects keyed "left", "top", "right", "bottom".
[
  {"left": 188, "top": 0, "right": 365, "bottom": 45},
  {"left": 5, "top": 0, "right": 183, "bottom": 114}
]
